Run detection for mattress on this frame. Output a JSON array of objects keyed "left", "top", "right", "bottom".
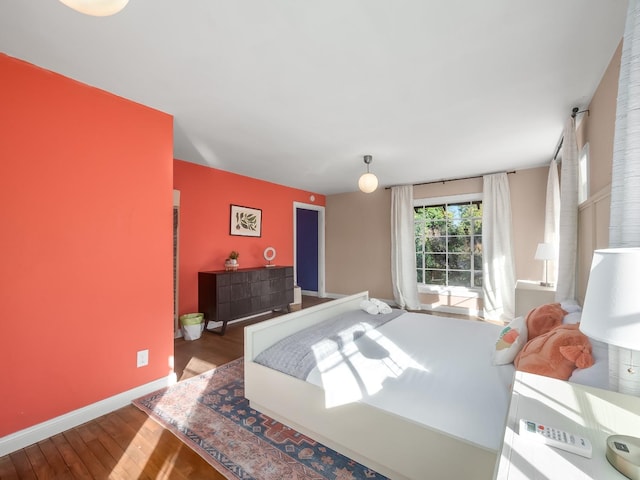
[{"left": 303, "top": 311, "right": 515, "bottom": 451}]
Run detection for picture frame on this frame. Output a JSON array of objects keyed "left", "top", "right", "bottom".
[{"left": 230, "top": 204, "right": 262, "bottom": 237}]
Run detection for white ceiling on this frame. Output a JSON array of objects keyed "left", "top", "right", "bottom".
[{"left": 0, "top": 1, "right": 628, "bottom": 195}]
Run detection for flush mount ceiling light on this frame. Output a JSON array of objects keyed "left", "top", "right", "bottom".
[
  {"left": 358, "top": 155, "right": 378, "bottom": 193},
  {"left": 58, "top": 0, "right": 129, "bottom": 16}
]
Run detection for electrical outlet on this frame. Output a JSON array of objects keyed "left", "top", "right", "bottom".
[{"left": 137, "top": 349, "right": 149, "bottom": 368}]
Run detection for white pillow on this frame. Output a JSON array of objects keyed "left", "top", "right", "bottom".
[
  {"left": 563, "top": 311, "right": 582, "bottom": 325},
  {"left": 493, "top": 316, "right": 528, "bottom": 365},
  {"left": 560, "top": 299, "right": 582, "bottom": 313}
]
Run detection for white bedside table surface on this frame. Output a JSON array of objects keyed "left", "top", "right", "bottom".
[{"left": 494, "top": 371, "right": 640, "bottom": 479}]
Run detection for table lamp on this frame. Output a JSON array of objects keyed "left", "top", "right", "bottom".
[
  {"left": 534, "top": 242, "right": 555, "bottom": 287},
  {"left": 579, "top": 247, "right": 640, "bottom": 480}
]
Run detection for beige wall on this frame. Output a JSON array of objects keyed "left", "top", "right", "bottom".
[
  {"left": 326, "top": 166, "right": 548, "bottom": 311},
  {"left": 574, "top": 41, "right": 621, "bottom": 301},
  {"left": 326, "top": 188, "right": 393, "bottom": 300},
  {"left": 576, "top": 41, "right": 621, "bottom": 195},
  {"left": 325, "top": 39, "right": 622, "bottom": 312}
]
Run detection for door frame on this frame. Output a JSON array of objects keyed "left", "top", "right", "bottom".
[
  {"left": 293, "top": 202, "right": 326, "bottom": 297},
  {"left": 173, "top": 189, "right": 181, "bottom": 335}
]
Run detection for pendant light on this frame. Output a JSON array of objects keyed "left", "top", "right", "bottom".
[
  {"left": 358, "top": 155, "right": 378, "bottom": 193},
  {"left": 58, "top": 0, "right": 129, "bottom": 16}
]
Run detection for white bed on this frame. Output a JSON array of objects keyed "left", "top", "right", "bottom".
[{"left": 244, "top": 292, "right": 515, "bottom": 480}]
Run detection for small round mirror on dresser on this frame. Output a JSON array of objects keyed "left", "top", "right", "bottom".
[{"left": 263, "top": 246, "right": 276, "bottom": 267}]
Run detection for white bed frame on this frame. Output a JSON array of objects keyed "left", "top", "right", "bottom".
[{"left": 244, "top": 292, "right": 499, "bottom": 480}]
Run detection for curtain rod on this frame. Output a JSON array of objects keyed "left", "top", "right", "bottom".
[
  {"left": 553, "top": 107, "right": 590, "bottom": 161},
  {"left": 385, "top": 170, "right": 516, "bottom": 190}
]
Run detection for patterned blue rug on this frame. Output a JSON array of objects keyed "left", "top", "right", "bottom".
[{"left": 133, "top": 358, "right": 389, "bottom": 480}]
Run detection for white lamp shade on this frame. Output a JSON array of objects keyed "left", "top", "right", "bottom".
[
  {"left": 580, "top": 248, "right": 640, "bottom": 349},
  {"left": 358, "top": 172, "right": 378, "bottom": 193},
  {"left": 534, "top": 242, "right": 556, "bottom": 261},
  {"left": 58, "top": 0, "right": 129, "bottom": 16}
]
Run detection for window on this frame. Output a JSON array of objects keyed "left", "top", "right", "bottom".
[
  {"left": 578, "top": 143, "right": 590, "bottom": 204},
  {"left": 414, "top": 194, "right": 483, "bottom": 289}
]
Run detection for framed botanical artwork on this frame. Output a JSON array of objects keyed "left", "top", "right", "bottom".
[{"left": 230, "top": 204, "right": 262, "bottom": 237}]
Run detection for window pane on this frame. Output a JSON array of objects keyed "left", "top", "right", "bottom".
[
  {"left": 473, "top": 235, "right": 482, "bottom": 253},
  {"left": 426, "top": 220, "right": 446, "bottom": 236},
  {"left": 415, "top": 236, "right": 423, "bottom": 253},
  {"left": 473, "top": 219, "right": 482, "bottom": 235},
  {"left": 424, "top": 205, "right": 445, "bottom": 219},
  {"left": 448, "top": 217, "right": 473, "bottom": 235},
  {"left": 449, "top": 271, "right": 471, "bottom": 287},
  {"left": 425, "top": 270, "right": 446, "bottom": 285},
  {"left": 417, "top": 269, "right": 423, "bottom": 283},
  {"left": 474, "top": 253, "right": 483, "bottom": 270},
  {"left": 414, "top": 206, "right": 424, "bottom": 218},
  {"left": 416, "top": 252, "right": 424, "bottom": 268},
  {"left": 448, "top": 253, "right": 471, "bottom": 270},
  {"left": 448, "top": 203, "right": 466, "bottom": 218},
  {"left": 474, "top": 271, "right": 483, "bottom": 288},
  {"left": 448, "top": 236, "right": 471, "bottom": 253},
  {"left": 447, "top": 218, "right": 459, "bottom": 234},
  {"left": 465, "top": 202, "right": 482, "bottom": 218},
  {"left": 461, "top": 219, "right": 473, "bottom": 235},
  {"left": 425, "top": 237, "right": 446, "bottom": 252},
  {"left": 426, "top": 253, "right": 446, "bottom": 269}
]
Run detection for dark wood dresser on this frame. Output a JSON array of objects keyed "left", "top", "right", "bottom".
[{"left": 198, "top": 266, "right": 294, "bottom": 335}]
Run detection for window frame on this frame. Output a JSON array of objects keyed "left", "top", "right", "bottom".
[{"left": 413, "top": 193, "right": 483, "bottom": 296}]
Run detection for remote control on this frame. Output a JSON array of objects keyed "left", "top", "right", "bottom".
[{"left": 519, "top": 419, "right": 593, "bottom": 458}]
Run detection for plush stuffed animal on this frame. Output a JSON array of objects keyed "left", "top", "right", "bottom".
[
  {"left": 525, "top": 303, "right": 567, "bottom": 340},
  {"left": 514, "top": 323, "right": 594, "bottom": 380}
]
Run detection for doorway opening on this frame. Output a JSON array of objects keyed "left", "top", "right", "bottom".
[
  {"left": 173, "top": 190, "right": 180, "bottom": 334},
  {"left": 293, "top": 202, "right": 325, "bottom": 297}
]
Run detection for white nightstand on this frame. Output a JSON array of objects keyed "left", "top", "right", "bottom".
[
  {"left": 494, "top": 371, "right": 640, "bottom": 479},
  {"left": 514, "top": 280, "right": 556, "bottom": 317}
]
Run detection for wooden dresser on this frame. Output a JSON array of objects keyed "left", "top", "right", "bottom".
[{"left": 198, "top": 266, "right": 294, "bottom": 335}]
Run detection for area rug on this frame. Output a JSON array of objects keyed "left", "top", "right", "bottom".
[{"left": 133, "top": 358, "right": 389, "bottom": 480}]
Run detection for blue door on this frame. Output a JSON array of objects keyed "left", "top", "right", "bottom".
[{"left": 296, "top": 208, "right": 318, "bottom": 291}]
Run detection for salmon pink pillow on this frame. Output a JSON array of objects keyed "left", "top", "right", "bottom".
[
  {"left": 526, "top": 303, "right": 567, "bottom": 340},
  {"left": 514, "top": 324, "right": 594, "bottom": 380},
  {"left": 493, "top": 316, "right": 528, "bottom": 365}
]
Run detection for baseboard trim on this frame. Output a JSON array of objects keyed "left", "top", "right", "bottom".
[{"left": 0, "top": 373, "right": 176, "bottom": 457}]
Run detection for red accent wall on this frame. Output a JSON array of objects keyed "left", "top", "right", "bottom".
[
  {"left": 0, "top": 54, "right": 174, "bottom": 436},
  {"left": 173, "top": 160, "right": 325, "bottom": 316}
]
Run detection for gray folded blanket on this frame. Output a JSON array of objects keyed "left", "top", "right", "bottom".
[{"left": 254, "top": 308, "right": 404, "bottom": 379}]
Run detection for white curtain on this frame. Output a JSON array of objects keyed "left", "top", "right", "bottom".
[
  {"left": 555, "top": 117, "right": 579, "bottom": 302},
  {"left": 544, "top": 159, "right": 560, "bottom": 285},
  {"left": 482, "top": 173, "right": 515, "bottom": 322},
  {"left": 608, "top": 0, "right": 640, "bottom": 394},
  {"left": 391, "top": 185, "right": 421, "bottom": 310}
]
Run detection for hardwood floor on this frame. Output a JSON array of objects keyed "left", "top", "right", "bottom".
[{"left": 0, "top": 296, "right": 331, "bottom": 480}]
